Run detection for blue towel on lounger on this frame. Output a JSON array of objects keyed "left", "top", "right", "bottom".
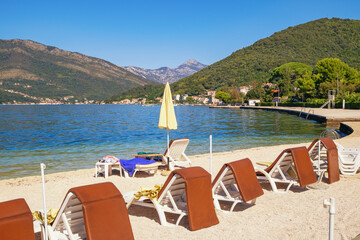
[{"left": 120, "top": 158, "right": 156, "bottom": 176}]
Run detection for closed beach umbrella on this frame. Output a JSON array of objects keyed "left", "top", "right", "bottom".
[{"left": 158, "top": 82, "right": 177, "bottom": 160}]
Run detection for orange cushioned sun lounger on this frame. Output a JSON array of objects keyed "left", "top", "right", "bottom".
[
  {"left": 212, "top": 158, "right": 264, "bottom": 212},
  {"left": 47, "top": 182, "right": 134, "bottom": 240},
  {"left": 308, "top": 138, "right": 340, "bottom": 183},
  {"left": 255, "top": 147, "right": 317, "bottom": 193},
  {"left": 126, "top": 166, "right": 219, "bottom": 231},
  {"left": 0, "top": 198, "right": 35, "bottom": 240}
]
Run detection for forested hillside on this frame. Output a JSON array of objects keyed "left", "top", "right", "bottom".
[
  {"left": 170, "top": 18, "right": 360, "bottom": 95},
  {"left": 0, "top": 39, "right": 154, "bottom": 103}
]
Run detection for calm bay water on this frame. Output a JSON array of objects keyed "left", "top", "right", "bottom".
[{"left": 0, "top": 105, "right": 325, "bottom": 179}]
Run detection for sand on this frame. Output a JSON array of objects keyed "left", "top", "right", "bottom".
[{"left": 1, "top": 122, "right": 360, "bottom": 239}]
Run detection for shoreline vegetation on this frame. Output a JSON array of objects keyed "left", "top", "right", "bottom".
[{"left": 0, "top": 122, "right": 359, "bottom": 239}]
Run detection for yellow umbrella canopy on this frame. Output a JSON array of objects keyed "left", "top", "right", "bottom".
[
  {"left": 158, "top": 82, "right": 177, "bottom": 130},
  {"left": 158, "top": 82, "right": 177, "bottom": 165}
]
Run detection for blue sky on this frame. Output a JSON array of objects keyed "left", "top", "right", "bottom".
[{"left": 1, "top": 0, "right": 359, "bottom": 69}]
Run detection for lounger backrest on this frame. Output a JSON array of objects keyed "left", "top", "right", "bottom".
[
  {"left": 308, "top": 138, "right": 339, "bottom": 184},
  {"left": 308, "top": 140, "right": 328, "bottom": 163},
  {"left": 158, "top": 167, "right": 219, "bottom": 231},
  {"left": 158, "top": 175, "right": 187, "bottom": 211},
  {"left": 267, "top": 151, "right": 295, "bottom": 179},
  {"left": 164, "top": 138, "right": 189, "bottom": 161},
  {"left": 308, "top": 138, "right": 337, "bottom": 162},
  {"left": 52, "top": 193, "right": 86, "bottom": 239},
  {"left": 0, "top": 198, "right": 35, "bottom": 240},
  {"left": 213, "top": 159, "right": 264, "bottom": 202},
  {"left": 216, "top": 167, "right": 236, "bottom": 189},
  {"left": 212, "top": 167, "right": 239, "bottom": 197},
  {"left": 52, "top": 182, "right": 134, "bottom": 240}
]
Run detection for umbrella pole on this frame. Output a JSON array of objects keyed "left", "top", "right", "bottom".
[
  {"left": 167, "top": 129, "right": 170, "bottom": 170},
  {"left": 40, "top": 163, "right": 48, "bottom": 240},
  {"left": 210, "top": 135, "right": 212, "bottom": 178}
]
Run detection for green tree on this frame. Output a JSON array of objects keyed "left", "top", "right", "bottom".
[
  {"left": 246, "top": 87, "right": 266, "bottom": 100},
  {"left": 215, "top": 91, "right": 231, "bottom": 103},
  {"left": 314, "top": 58, "right": 349, "bottom": 84},
  {"left": 269, "top": 62, "right": 313, "bottom": 83},
  {"left": 296, "top": 72, "right": 315, "bottom": 99},
  {"left": 313, "top": 58, "right": 360, "bottom": 98},
  {"left": 269, "top": 62, "right": 313, "bottom": 97}
]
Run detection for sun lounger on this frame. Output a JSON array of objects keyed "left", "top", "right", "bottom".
[
  {"left": 125, "top": 167, "right": 219, "bottom": 231},
  {"left": 308, "top": 138, "right": 340, "bottom": 183},
  {"left": 0, "top": 198, "right": 35, "bottom": 240},
  {"left": 120, "top": 157, "right": 162, "bottom": 178},
  {"left": 255, "top": 147, "right": 317, "bottom": 193},
  {"left": 132, "top": 138, "right": 191, "bottom": 170},
  {"left": 212, "top": 158, "right": 264, "bottom": 212},
  {"left": 335, "top": 142, "right": 360, "bottom": 175},
  {"left": 45, "top": 182, "right": 134, "bottom": 240}
]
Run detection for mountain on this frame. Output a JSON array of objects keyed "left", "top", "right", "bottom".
[
  {"left": 123, "top": 59, "right": 207, "bottom": 84},
  {"left": 0, "top": 39, "right": 155, "bottom": 103},
  {"left": 170, "top": 18, "right": 360, "bottom": 95}
]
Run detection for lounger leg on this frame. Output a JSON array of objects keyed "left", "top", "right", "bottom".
[
  {"left": 62, "top": 213, "right": 76, "bottom": 240},
  {"left": 126, "top": 197, "right": 136, "bottom": 209},
  {"left": 104, "top": 164, "right": 109, "bottom": 178},
  {"left": 284, "top": 182, "right": 295, "bottom": 193},
  {"left": 176, "top": 213, "right": 186, "bottom": 226},
  {"left": 316, "top": 170, "right": 326, "bottom": 183},
  {"left": 229, "top": 202, "right": 240, "bottom": 212},
  {"left": 46, "top": 226, "right": 56, "bottom": 240},
  {"left": 213, "top": 198, "right": 221, "bottom": 211},
  {"left": 153, "top": 201, "right": 168, "bottom": 226},
  {"left": 123, "top": 170, "right": 130, "bottom": 178}
]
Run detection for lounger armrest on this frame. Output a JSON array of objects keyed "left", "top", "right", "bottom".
[
  {"left": 123, "top": 191, "right": 137, "bottom": 208},
  {"left": 254, "top": 164, "right": 267, "bottom": 170},
  {"left": 254, "top": 167, "right": 269, "bottom": 175},
  {"left": 181, "top": 153, "right": 191, "bottom": 162},
  {"left": 339, "top": 149, "right": 360, "bottom": 154}
]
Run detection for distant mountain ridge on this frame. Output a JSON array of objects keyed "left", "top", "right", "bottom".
[
  {"left": 123, "top": 59, "right": 207, "bottom": 83},
  {"left": 0, "top": 39, "right": 154, "bottom": 103}
]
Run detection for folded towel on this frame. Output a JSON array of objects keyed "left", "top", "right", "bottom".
[
  {"left": 133, "top": 185, "right": 162, "bottom": 200},
  {"left": 120, "top": 158, "right": 156, "bottom": 176},
  {"left": 137, "top": 152, "right": 159, "bottom": 155},
  {"left": 32, "top": 208, "right": 59, "bottom": 225}
]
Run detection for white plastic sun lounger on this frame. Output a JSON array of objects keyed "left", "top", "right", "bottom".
[
  {"left": 163, "top": 138, "right": 191, "bottom": 170},
  {"left": 133, "top": 138, "right": 191, "bottom": 171},
  {"left": 307, "top": 138, "right": 340, "bottom": 183},
  {"left": 125, "top": 173, "right": 188, "bottom": 226},
  {"left": 212, "top": 158, "right": 264, "bottom": 212},
  {"left": 336, "top": 143, "right": 360, "bottom": 175},
  {"left": 45, "top": 182, "right": 134, "bottom": 240},
  {"left": 255, "top": 147, "right": 317, "bottom": 193},
  {"left": 0, "top": 198, "right": 35, "bottom": 240},
  {"left": 125, "top": 167, "right": 219, "bottom": 231}
]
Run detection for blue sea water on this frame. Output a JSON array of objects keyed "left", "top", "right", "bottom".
[{"left": 0, "top": 105, "right": 326, "bottom": 179}]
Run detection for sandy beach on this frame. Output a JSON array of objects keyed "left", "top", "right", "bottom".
[{"left": 1, "top": 122, "right": 360, "bottom": 239}]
